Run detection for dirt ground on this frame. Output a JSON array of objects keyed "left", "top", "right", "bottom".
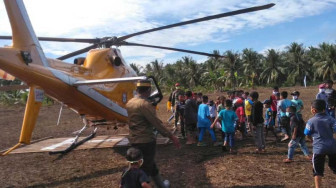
[{"left": 1, "top": 86, "right": 336, "bottom": 188}]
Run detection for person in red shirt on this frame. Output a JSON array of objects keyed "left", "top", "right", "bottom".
[
  {"left": 235, "top": 98, "right": 246, "bottom": 140},
  {"left": 270, "top": 86, "right": 279, "bottom": 129}
]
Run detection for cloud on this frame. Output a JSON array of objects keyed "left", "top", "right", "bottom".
[
  {"left": 259, "top": 44, "right": 287, "bottom": 55},
  {"left": 0, "top": 0, "right": 336, "bottom": 66}
]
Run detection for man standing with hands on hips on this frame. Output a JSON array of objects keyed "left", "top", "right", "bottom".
[{"left": 126, "top": 79, "right": 180, "bottom": 188}]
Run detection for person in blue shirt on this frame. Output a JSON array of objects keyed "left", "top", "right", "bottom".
[
  {"left": 291, "top": 91, "right": 304, "bottom": 120},
  {"left": 304, "top": 99, "right": 336, "bottom": 188},
  {"left": 197, "top": 95, "right": 219, "bottom": 147},
  {"left": 278, "top": 91, "right": 293, "bottom": 141},
  {"left": 263, "top": 99, "right": 279, "bottom": 140},
  {"left": 211, "top": 99, "right": 238, "bottom": 152}
]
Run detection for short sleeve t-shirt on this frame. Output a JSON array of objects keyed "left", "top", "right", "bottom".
[
  {"left": 291, "top": 99, "right": 303, "bottom": 114},
  {"left": 218, "top": 109, "right": 238, "bottom": 133},
  {"left": 197, "top": 104, "right": 211, "bottom": 128},
  {"left": 290, "top": 114, "right": 304, "bottom": 138},
  {"left": 236, "top": 106, "right": 245, "bottom": 123},
  {"left": 279, "top": 99, "right": 292, "bottom": 117},
  {"left": 270, "top": 94, "right": 278, "bottom": 111},
  {"left": 244, "top": 99, "right": 253, "bottom": 116},
  {"left": 265, "top": 108, "right": 274, "bottom": 126},
  {"left": 121, "top": 168, "right": 150, "bottom": 188},
  {"left": 304, "top": 113, "right": 336, "bottom": 154}
]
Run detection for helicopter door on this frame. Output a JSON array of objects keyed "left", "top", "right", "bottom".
[{"left": 146, "top": 76, "right": 163, "bottom": 106}]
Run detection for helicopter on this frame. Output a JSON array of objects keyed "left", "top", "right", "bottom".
[{"left": 0, "top": 0, "right": 274, "bottom": 155}]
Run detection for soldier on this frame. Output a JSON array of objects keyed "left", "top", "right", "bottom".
[
  {"left": 168, "top": 83, "right": 184, "bottom": 129},
  {"left": 126, "top": 80, "right": 180, "bottom": 188}
]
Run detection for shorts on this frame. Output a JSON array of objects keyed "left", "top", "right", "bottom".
[
  {"left": 246, "top": 115, "right": 251, "bottom": 123},
  {"left": 312, "top": 153, "right": 336, "bottom": 177}
]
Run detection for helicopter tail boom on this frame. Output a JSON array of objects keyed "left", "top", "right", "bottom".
[{"left": 4, "top": 0, "right": 49, "bottom": 67}]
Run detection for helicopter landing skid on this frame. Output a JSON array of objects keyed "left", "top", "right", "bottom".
[{"left": 49, "top": 116, "right": 97, "bottom": 155}]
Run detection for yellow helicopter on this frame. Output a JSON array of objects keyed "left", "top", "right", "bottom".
[{"left": 0, "top": 0, "right": 274, "bottom": 155}]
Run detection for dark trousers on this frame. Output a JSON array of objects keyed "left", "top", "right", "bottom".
[
  {"left": 174, "top": 109, "right": 180, "bottom": 127},
  {"left": 131, "top": 141, "right": 159, "bottom": 177},
  {"left": 180, "top": 115, "right": 185, "bottom": 137}
]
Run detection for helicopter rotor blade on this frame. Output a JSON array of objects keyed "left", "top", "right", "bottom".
[
  {"left": 121, "top": 42, "right": 225, "bottom": 58},
  {"left": 57, "top": 44, "right": 98, "bottom": 60},
  {"left": 0, "top": 36, "right": 99, "bottom": 43},
  {"left": 118, "top": 3, "right": 275, "bottom": 41}
]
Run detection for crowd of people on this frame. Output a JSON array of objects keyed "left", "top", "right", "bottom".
[
  {"left": 165, "top": 80, "right": 336, "bottom": 188},
  {"left": 120, "top": 79, "right": 336, "bottom": 188}
]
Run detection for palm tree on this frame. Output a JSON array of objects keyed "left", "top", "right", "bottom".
[
  {"left": 260, "top": 49, "right": 284, "bottom": 85},
  {"left": 222, "top": 50, "right": 241, "bottom": 88},
  {"left": 143, "top": 59, "right": 164, "bottom": 83},
  {"left": 181, "top": 56, "right": 204, "bottom": 88},
  {"left": 129, "top": 63, "right": 143, "bottom": 75},
  {"left": 202, "top": 50, "right": 226, "bottom": 90},
  {"left": 241, "top": 48, "right": 262, "bottom": 87},
  {"left": 306, "top": 46, "right": 320, "bottom": 82},
  {"left": 205, "top": 50, "right": 222, "bottom": 72},
  {"left": 284, "top": 42, "right": 310, "bottom": 85},
  {"left": 313, "top": 43, "right": 336, "bottom": 81}
]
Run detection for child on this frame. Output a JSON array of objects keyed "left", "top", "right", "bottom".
[
  {"left": 235, "top": 98, "right": 246, "bottom": 139},
  {"left": 211, "top": 99, "right": 238, "bottom": 152},
  {"left": 208, "top": 100, "right": 217, "bottom": 122},
  {"left": 304, "top": 99, "right": 336, "bottom": 188},
  {"left": 120, "top": 147, "right": 151, "bottom": 188},
  {"left": 184, "top": 91, "right": 198, "bottom": 145},
  {"left": 263, "top": 99, "right": 279, "bottom": 140},
  {"left": 216, "top": 95, "right": 226, "bottom": 140},
  {"left": 283, "top": 106, "right": 310, "bottom": 163},
  {"left": 244, "top": 94, "right": 253, "bottom": 133},
  {"left": 197, "top": 95, "right": 219, "bottom": 146},
  {"left": 176, "top": 95, "right": 186, "bottom": 139},
  {"left": 250, "top": 91, "right": 265, "bottom": 153},
  {"left": 278, "top": 91, "right": 293, "bottom": 141},
  {"left": 291, "top": 91, "right": 304, "bottom": 120}
]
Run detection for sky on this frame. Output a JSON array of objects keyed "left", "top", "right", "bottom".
[{"left": 0, "top": 0, "right": 336, "bottom": 67}]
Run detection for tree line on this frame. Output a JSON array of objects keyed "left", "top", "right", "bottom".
[{"left": 130, "top": 42, "right": 336, "bottom": 92}]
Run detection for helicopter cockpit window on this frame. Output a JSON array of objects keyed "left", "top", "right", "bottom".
[
  {"left": 74, "top": 57, "right": 85, "bottom": 65},
  {"left": 109, "top": 56, "right": 123, "bottom": 67},
  {"left": 114, "top": 57, "right": 122, "bottom": 66}
]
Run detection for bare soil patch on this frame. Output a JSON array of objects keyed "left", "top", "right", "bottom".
[{"left": 1, "top": 86, "right": 336, "bottom": 187}]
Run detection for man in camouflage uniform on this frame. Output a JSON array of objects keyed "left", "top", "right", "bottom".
[
  {"left": 126, "top": 79, "right": 180, "bottom": 188},
  {"left": 168, "top": 83, "right": 184, "bottom": 129}
]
